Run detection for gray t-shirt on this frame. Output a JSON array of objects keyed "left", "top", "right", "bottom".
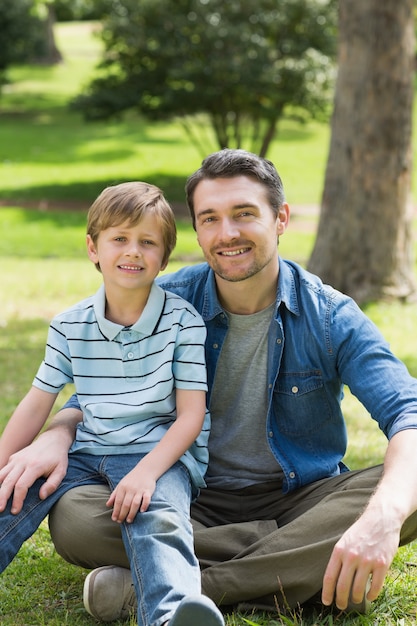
[{"left": 206, "top": 303, "right": 284, "bottom": 489}]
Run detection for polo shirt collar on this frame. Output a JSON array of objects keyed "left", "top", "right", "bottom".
[{"left": 93, "top": 282, "right": 166, "bottom": 340}]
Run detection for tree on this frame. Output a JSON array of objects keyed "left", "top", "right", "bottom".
[
  {"left": 0, "top": 0, "right": 62, "bottom": 93},
  {"left": 35, "top": 1, "right": 63, "bottom": 64},
  {"left": 0, "top": 0, "right": 45, "bottom": 88},
  {"left": 72, "top": 0, "right": 337, "bottom": 157},
  {"left": 308, "top": 0, "right": 416, "bottom": 304}
]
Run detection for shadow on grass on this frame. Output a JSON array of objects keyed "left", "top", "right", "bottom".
[
  {"left": 0, "top": 107, "right": 183, "bottom": 157},
  {"left": 0, "top": 175, "right": 188, "bottom": 206}
]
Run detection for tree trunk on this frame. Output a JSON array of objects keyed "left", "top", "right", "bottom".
[
  {"left": 308, "top": 0, "right": 416, "bottom": 305},
  {"left": 39, "top": 5, "right": 63, "bottom": 65}
]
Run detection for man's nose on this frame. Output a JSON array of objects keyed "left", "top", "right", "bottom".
[{"left": 220, "top": 218, "right": 240, "bottom": 239}]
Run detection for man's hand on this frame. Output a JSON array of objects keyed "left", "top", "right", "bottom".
[
  {"left": 322, "top": 430, "right": 417, "bottom": 610},
  {"left": 322, "top": 507, "right": 401, "bottom": 610},
  {"left": 0, "top": 430, "right": 70, "bottom": 514}
]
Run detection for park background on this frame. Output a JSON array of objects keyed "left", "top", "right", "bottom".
[{"left": 0, "top": 10, "right": 416, "bottom": 626}]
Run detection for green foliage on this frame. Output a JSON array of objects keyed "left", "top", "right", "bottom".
[
  {"left": 72, "top": 0, "right": 337, "bottom": 156},
  {"left": 53, "top": 0, "right": 105, "bottom": 22},
  {"left": 0, "top": 0, "right": 48, "bottom": 86}
]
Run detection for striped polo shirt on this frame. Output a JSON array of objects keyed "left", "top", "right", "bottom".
[{"left": 34, "top": 282, "right": 209, "bottom": 490}]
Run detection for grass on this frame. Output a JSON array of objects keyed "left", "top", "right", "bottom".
[
  {"left": 0, "top": 22, "right": 331, "bottom": 208},
  {"left": 0, "top": 20, "right": 416, "bottom": 626}
]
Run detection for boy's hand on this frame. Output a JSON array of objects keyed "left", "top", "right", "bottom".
[
  {"left": 0, "top": 433, "right": 69, "bottom": 514},
  {"left": 106, "top": 466, "right": 156, "bottom": 524}
]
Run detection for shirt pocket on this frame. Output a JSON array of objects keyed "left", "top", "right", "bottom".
[{"left": 273, "top": 371, "right": 333, "bottom": 437}]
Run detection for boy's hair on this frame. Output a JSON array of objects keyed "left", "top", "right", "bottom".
[
  {"left": 185, "top": 148, "right": 286, "bottom": 229},
  {"left": 87, "top": 182, "right": 177, "bottom": 267}
]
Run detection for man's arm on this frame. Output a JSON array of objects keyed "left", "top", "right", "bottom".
[
  {"left": 0, "top": 406, "right": 82, "bottom": 514},
  {"left": 322, "top": 428, "right": 417, "bottom": 610}
]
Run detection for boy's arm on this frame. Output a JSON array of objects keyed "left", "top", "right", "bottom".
[
  {"left": 0, "top": 392, "right": 81, "bottom": 514},
  {"left": 0, "top": 386, "right": 57, "bottom": 468},
  {"left": 108, "top": 388, "right": 206, "bottom": 523}
]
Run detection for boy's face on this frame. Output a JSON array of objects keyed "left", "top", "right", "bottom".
[{"left": 86, "top": 214, "right": 168, "bottom": 292}]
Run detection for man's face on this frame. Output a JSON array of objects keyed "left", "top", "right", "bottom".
[{"left": 193, "top": 176, "right": 288, "bottom": 283}]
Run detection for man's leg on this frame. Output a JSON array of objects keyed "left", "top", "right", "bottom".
[
  {"left": 49, "top": 466, "right": 417, "bottom": 612},
  {"left": 195, "top": 466, "right": 417, "bottom": 609},
  {"left": 49, "top": 484, "right": 129, "bottom": 569}
]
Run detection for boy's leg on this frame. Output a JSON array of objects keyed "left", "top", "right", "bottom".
[
  {"left": 0, "top": 453, "right": 104, "bottom": 573},
  {"left": 103, "top": 456, "right": 201, "bottom": 626},
  {"left": 0, "top": 476, "right": 60, "bottom": 572}
]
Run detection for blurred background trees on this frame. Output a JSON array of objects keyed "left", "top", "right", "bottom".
[
  {"left": 0, "top": 0, "right": 49, "bottom": 88},
  {"left": 0, "top": 0, "right": 103, "bottom": 88},
  {"left": 1, "top": 0, "right": 416, "bottom": 304},
  {"left": 71, "top": 0, "right": 337, "bottom": 158}
]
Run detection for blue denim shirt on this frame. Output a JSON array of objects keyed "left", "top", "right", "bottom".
[{"left": 65, "top": 258, "right": 417, "bottom": 493}]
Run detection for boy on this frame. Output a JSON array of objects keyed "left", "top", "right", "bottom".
[{"left": 0, "top": 182, "right": 224, "bottom": 626}]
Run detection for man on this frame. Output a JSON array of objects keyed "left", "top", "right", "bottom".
[{"left": 1, "top": 149, "right": 417, "bottom": 623}]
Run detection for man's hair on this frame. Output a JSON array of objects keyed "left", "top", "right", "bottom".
[
  {"left": 87, "top": 182, "right": 176, "bottom": 267},
  {"left": 185, "top": 148, "right": 286, "bottom": 229}
]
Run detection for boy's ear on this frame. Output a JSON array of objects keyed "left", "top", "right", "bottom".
[{"left": 86, "top": 234, "right": 99, "bottom": 264}]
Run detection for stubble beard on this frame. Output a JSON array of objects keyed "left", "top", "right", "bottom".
[{"left": 208, "top": 250, "right": 276, "bottom": 283}]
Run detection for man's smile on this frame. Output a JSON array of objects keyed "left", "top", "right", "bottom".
[{"left": 218, "top": 247, "right": 251, "bottom": 257}]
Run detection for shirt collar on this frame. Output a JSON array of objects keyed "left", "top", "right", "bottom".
[
  {"left": 202, "top": 257, "right": 300, "bottom": 320},
  {"left": 276, "top": 257, "right": 300, "bottom": 316},
  {"left": 93, "top": 282, "right": 166, "bottom": 340}
]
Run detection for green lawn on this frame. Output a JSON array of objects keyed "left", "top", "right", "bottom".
[{"left": 0, "top": 20, "right": 416, "bottom": 626}]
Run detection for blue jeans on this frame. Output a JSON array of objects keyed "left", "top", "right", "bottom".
[{"left": 0, "top": 452, "right": 200, "bottom": 626}]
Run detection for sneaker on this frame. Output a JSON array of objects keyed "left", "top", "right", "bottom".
[
  {"left": 345, "top": 578, "right": 372, "bottom": 614},
  {"left": 83, "top": 565, "right": 136, "bottom": 622},
  {"left": 169, "top": 596, "right": 225, "bottom": 626}
]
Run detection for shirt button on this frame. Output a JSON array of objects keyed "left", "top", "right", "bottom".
[
  {"left": 289, "top": 472, "right": 296, "bottom": 479},
  {"left": 213, "top": 343, "right": 218, "bottom": 349},
  {"left": 268, "top": 431, "right": 273, "bottom": 438},
  {"left": 127, "top": 352, "right": 134, "bottom": 359},
  {"left": 292, "top": 386, "right": 298, "bottom": 394},
  {"left": 276, "top": 338, "right": 282, "bottom": 344}
]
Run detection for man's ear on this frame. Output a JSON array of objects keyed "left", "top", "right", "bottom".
[{"left": 276, "top": 202, "right": 290, "bottom": 236}]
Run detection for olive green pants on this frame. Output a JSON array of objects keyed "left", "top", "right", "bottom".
[{"left": 48, "top": 465, "right": 417, "bottom": 610}]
